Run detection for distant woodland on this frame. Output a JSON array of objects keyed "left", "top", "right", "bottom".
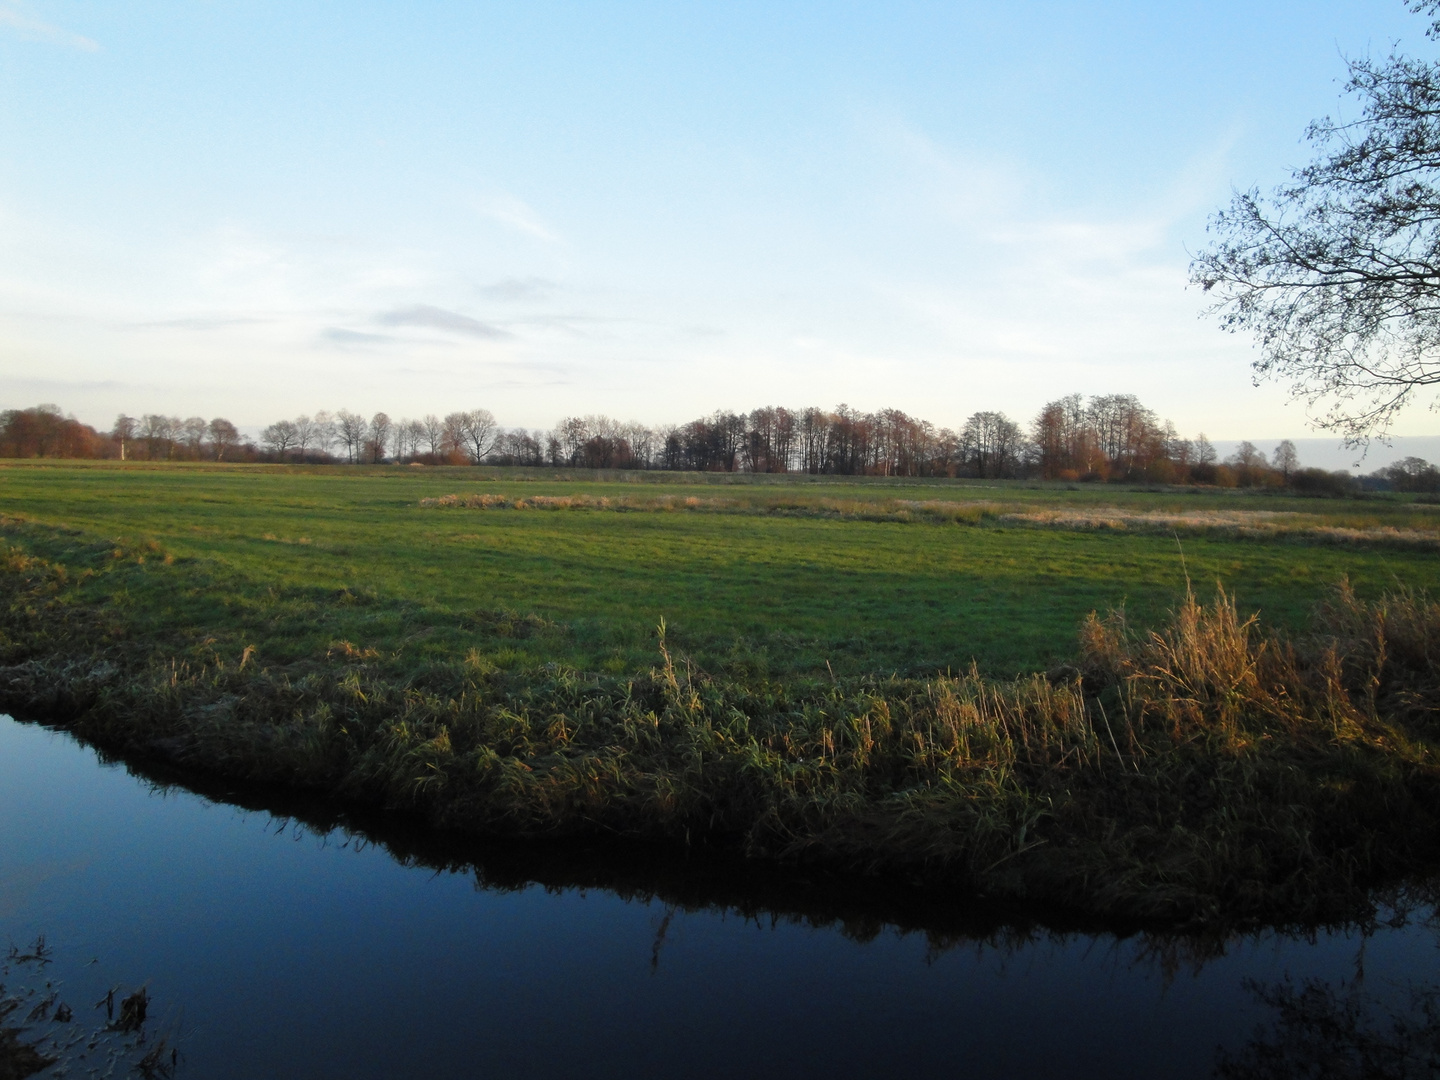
[{"left": 2, "top": 397, "right": 1437, "bottom": 492}]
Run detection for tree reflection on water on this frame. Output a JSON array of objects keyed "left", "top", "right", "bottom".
[
  {"left": 45, "top": 721, "right": 1440, "bottom": 1078},
  {"left": 1216, "top": 976, "right": 1440, "bottom": 1079}
]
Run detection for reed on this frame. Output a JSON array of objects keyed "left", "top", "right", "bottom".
[{"left": 0, "top": 936, "right": 176, "bottom": 1080}]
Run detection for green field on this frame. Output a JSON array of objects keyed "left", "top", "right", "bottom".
[{"left": 1, "top": 460, "right": 1437, "bottom": 678}]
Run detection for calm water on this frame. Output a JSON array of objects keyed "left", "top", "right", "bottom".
[{"left": 1, "top": 713, "right": 1436, "bottom": 1079}]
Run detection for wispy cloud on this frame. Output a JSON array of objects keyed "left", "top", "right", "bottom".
[
  {"left": 477, "top": 276, "right": 557, "bottom": 302},
  {"left": 376, "top": 304, "right": 511, "bottom": 339},
  {"left": 0, "top": 4, "right": 99, "bottom": 51},
  {"left": 507, "top": 312, "right": 624, "bottom": 336},
  {"left": 474, "top": 194, "right": 560, "bottom": 242},
  {"left": 321, "top": 327, "right": 395, "bottom": 348},
  {"left": 135, "top": 316, "right": 272, "bottom": 331}
]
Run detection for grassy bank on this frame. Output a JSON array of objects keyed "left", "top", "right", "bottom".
[{"left": 1, "top": 477, "right": 1438, "bottom": 924}]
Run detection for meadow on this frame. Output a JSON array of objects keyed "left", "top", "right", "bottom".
[
  {"left": 2, "top": 461, "right": 1439, "bottom": 925},
  {"left": 0, "top": 460, "right": 1436, "bottom": 679}
]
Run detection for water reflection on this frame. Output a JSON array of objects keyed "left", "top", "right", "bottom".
[
  {"left": 113, "top": 725, "right": 1440, "bottom": 977},
  {"left": 3, "top": 713, "right": 1439, "bottom": 1080},
  {"left": 1217, "top": 976, "right": 1440, "bottom": 1079}
]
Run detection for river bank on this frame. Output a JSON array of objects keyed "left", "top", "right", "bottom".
[{"left": 2, "top": 519, "right": 1439, "bottom": 927}]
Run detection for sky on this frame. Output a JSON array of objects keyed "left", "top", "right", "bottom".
[{"left": 1, "top": 0, "right": 1438, "bottom": 446}]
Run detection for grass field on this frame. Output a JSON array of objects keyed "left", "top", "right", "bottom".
[
  {"left": 3, "top": 461, "right": 1439, "bottom": 924},
  {"left": 0, "top": 460, "right": 1436, "bottom": 678}
]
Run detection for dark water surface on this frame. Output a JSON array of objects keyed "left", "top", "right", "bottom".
[{"left": 2, "top": 714, "right": 1437, "bottom": 1079}]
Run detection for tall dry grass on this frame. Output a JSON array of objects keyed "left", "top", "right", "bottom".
[{"left": 419, "top": 491, "right": 1440, "bottom": 545}]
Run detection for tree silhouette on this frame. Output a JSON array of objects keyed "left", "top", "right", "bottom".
[{"left": 1192, "top": 1, "right": 1440, "bottom": 438}]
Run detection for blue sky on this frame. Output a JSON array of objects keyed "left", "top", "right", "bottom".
[{"left": 0, "top": 0, "right": 1435, "bottom": 440}]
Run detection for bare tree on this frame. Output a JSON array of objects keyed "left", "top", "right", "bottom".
[
  {"left": 798, "top": 408, "right": 828, "bottom": 474},
  {"left": 140, "top": 414, "right": 175, "bottom": 459},
  {"left": 441, "top": 412, "right": 468, "bottom": 459},
  {"left": 1228, "top": 441, "right": 1268, "bottom": 469},
  {"left": 960, "top": 411, "right": 1024, "bottom": 478},
  {"left": 262, "top": 419, "right": 298, "bottom": 459},
  {"left": 112, "top": 414, "right": 135, "bottom": 460},
  {"left": 934, "top": 426, "right": 962, "bottom": 476},
  {"left": 400, "top": 419, "right": 424, "bottom": 461},
  {"left": 712, "top": 411, "right": 747, "bottom": 471},
  {"left": 1086, "top": 394, "right": 1161, "bottom": 476},
  {"left": 1195, "top": 433, "right": 1217, "bottom": 466},
  {"left": 1192, "top": 2, "right": 1440, "bottom": 437},
  {"left": 421, "top": 414, "right": 444, "bottom": 457},
  {"left": 335, "top": 410, "right": 367, "bottom": 464},
  {"left": 1031, "top": 394, "right": 1091, "bottom": 478},
  {"left": 208, "top": 418, "right": 240, "bottom": 461},
  {"left": 1163, "top": 422, "right": 1191, "bottom": 471},
  {"left": 554, "top": 416, "right": 589, "bottom": 466},
  {"left": 458, "top": 409, "right": 497, "bottom": 463},
  {"left": 367, "top": 412, "right": 393, "bottom": 463},
  {"left": 1273, "top": 439, "right": 1300, "bottom": 480},
  {"left": 311, "top": 411, "right": 336, "bottom": 458},
  {"left": 180, "top": 417, "right": 207, "bottom": 459},
  {"left": 623, "top": 421, "right": 655, "bottom": 469},
  {"left": 293, "top": 415, "right": 317, "bottom": 460},
  {"left": 656, "top": 424, "right": 681, "bottom": 471}
]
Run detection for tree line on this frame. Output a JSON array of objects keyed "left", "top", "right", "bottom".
[{"left": 2, "top": 398, "right": 1436, "bottom": 492}]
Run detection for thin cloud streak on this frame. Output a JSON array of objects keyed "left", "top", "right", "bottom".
[
  {"left": 477, "top": 277, "right": 557, "bottom": 302},
  {"left": 474, "top": 194, "right": 560, "bottom": 243},
  {"left": 134, "top": 316, "right": 274, "bottom": 331},
  {"left": 0, "top": 4, "right": 99, "bottom": 51},
  {"left": 320, "top": 327, "right": 395, "bottom": 347},
  {"left": 375, "top": 304, "right": 512, "bottom": 339}
]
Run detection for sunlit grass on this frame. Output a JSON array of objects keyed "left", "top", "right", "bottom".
[{"left": 1, "top": 460, "right": 1436, "bottom": 679}]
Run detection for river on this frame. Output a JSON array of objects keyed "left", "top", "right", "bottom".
[{"left": 1, "top": 714, "right": 1435, "bottom": 1078}]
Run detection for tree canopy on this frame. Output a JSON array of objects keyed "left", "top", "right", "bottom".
[{"left": 1191, "top": 1, "right": 1440, "bottom": 439}]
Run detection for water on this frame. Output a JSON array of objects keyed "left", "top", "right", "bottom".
[{"left": 1, "top": 714, "right": 1436, "bottom": 1079}]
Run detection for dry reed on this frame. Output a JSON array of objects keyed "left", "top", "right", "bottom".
[{"left": 419, "top": 492, "right": 1440, "bottom": 545}]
